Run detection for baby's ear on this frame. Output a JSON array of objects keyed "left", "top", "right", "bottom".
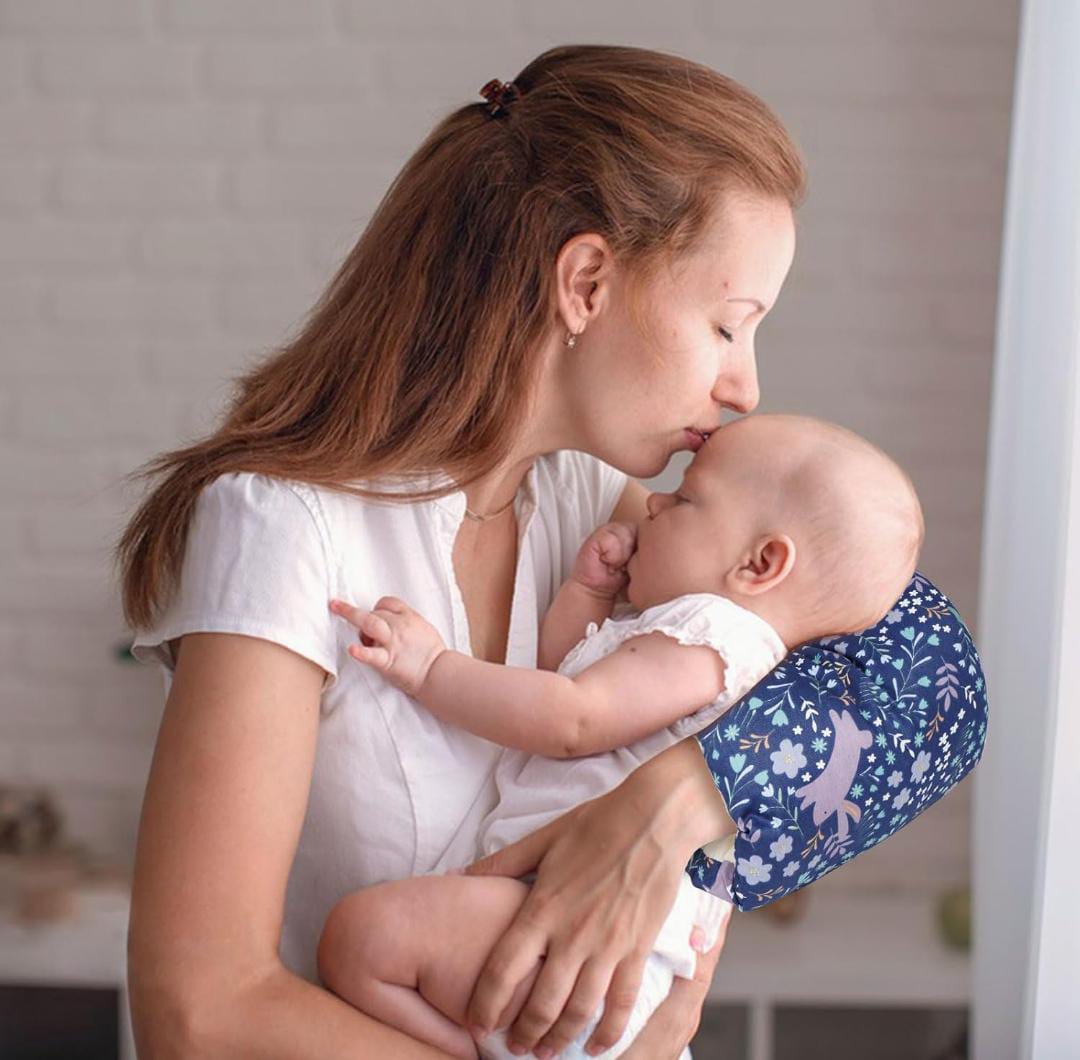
[{"left": 735, "top": 534, "right": 796, "bottom": 594}]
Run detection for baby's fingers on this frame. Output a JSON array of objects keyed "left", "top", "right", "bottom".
[
  {"left": 330, "top": 600, "right": 392, "bottom": 649},
  {"left": 599, "top": 524, "right": 635, "bottom": 562},
  {"left": 347, "top": 641, "right": 391, "bottom": 670},
  {"left": 329, "top": 598, "right": 364, "bottom": 627}
]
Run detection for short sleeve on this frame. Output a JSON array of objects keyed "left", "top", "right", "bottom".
[
  {"left": 129, "top": 471, "right": 340, "bottom": 691},
  {"left": 686, "top": 571, "right": 990, "bottom": 911}
]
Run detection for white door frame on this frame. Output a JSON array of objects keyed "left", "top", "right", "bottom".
[{"left": 972, "top": 0, "right": 1080, "bottom": 1056}]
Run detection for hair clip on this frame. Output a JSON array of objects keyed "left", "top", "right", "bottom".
[{"left": 479, "top": 78, "right": 522, "bottom": 118}]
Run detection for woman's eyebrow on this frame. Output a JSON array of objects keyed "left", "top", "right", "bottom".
[{"left": 726, "top": 297, "right": 766, "bottom": 312}]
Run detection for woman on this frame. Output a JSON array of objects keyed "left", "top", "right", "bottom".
[{"left": 118, "top": 44, "right": 987, "bottom": 1059}]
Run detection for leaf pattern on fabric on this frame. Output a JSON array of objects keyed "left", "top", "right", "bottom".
[{"left": 687, "top": 570, "right": 989, "bottom": 911}]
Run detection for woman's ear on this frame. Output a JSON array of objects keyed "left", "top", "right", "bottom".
[
  {"left": 734, "top": 533, "right": 796, "bottom": 595},
  {"left": 554, "top": 232, "right": 611, "bottom": 330}
]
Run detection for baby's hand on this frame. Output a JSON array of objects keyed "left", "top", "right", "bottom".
[
  {"left": 572, "top": 521, "right": 638, "bottom": 598},
  {"left": 329, "top": 596, "right": 447, "bottom": 697}
]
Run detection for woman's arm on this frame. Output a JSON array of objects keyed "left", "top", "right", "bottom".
[{"left": 128, "top": 631, "right": 456, "bottom": 1059}]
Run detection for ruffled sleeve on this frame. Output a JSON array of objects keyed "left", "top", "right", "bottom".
[
  {"left": 686, "top": 571, "right": 990, "bottom": 911},
  {"left": 623, "top": 593, "right": 788, "bottom": 742}
]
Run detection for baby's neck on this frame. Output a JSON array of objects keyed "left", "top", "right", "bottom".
[{"left": 726, "top": 592, "right": 800, "bottom": 653}]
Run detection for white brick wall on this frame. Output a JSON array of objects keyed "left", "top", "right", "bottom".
[{"left": 0, "top": 2, "right": 1015, "bottom": 899}]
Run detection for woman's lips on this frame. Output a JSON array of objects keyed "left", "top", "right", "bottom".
[{"left": 684, "top": 428, "right": 707, "bottom": 452}]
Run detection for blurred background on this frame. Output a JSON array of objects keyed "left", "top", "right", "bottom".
[{"left": 0, "top": 1, "right": 1030, "bottom": 1058}]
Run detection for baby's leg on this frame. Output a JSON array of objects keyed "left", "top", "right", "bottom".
[{"left": 317, "top": 874, "right": 540, "bottom": 1060}]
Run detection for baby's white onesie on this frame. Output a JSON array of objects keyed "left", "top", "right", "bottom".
[{"left": 476, "top": 592, "right": 787, "bottom": 1060}]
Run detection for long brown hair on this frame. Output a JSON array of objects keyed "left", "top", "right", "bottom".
[{"left": 115, "top": 43, "right": 807, "bottom": 631}]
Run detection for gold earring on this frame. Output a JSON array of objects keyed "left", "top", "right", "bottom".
[{"left": 564, "top": 328, "right": 582, "bottom": 348}]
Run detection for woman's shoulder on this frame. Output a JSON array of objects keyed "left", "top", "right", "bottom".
[
  {"left": 130, "top": 470, "right": 340, "bottom": 685},
  {"left": 199, "top": 469, "right": 320, "bottom": 517},
  {"left": 199, "top": 469, "right": 415, "bottom": 548}
]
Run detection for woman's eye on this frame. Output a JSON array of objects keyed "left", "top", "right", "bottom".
[{"left": 717, "top": 325, "right": 735, "bottom": 343}]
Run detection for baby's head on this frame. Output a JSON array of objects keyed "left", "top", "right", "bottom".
[{"left": 626, "top": 413, "right": 924, "bottom": 649}]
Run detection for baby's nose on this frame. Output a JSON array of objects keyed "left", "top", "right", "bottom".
[{"left": 646, "top": 492, "right": 675, "bottom": 518}]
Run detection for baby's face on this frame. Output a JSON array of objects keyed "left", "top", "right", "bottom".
[{"left": 626, "top": 417, "right": 778, "bottom": 610}]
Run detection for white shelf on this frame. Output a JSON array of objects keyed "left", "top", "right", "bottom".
[
  {"left": 0, "top": 883, "right": 135, "bottom": 1060},
  {"left": 708, "top": 885, "right": 970, "bottom": 1008}
]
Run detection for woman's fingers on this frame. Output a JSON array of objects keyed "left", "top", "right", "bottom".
[
  {"left": 618, "top": 971, "right": 701, "bottom": 1060},
  {"left": 532, "top": 956, "right": 615, "bottom": 1057},
  {"left": 465, "top": 918, "right": 547, "bottom": 1036},
  {"left": 582, "top": 953, "right": 648, "bottom": 1054},
  {"left": 618, "top": 907, "right": 729, "bottom": 1059},
  {"left": 501, "top": 942, "right": 582, "bottom": 1052},
  {"left": 462, "top": 817, "right": 553, "bottom": 879}
]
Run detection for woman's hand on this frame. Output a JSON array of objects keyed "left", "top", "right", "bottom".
[
  {"left": 619, "top": 915, "right": 730, "bottom": 1059},
  {"left": 330, "top": 596, "right": 447, "bottom": 697},
  {"left": 458, "top": 738, "right": 734, "bottom": 1058},
  {"left": 571, "top": 521, "right": 638, "bottom": 599}
]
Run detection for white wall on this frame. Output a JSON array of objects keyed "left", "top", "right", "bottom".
[{"left": 0, "top": 1, "right": 1016, "bottom": 911}]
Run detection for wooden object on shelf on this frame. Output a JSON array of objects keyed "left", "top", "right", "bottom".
[{"left": 760, "top": 888, "right": 810, "bottom": 925}]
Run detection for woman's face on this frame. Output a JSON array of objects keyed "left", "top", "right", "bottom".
[{"left": 557, "top": 192, "right": 797, "bottom": 480}]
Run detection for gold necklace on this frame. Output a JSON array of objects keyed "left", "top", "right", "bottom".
[{"left": 463, "top": 495, "right": 516, "bottom": 523}]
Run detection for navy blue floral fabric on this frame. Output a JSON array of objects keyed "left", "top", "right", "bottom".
[{"left": 687, "top": 570, "right": 988, "bottom": 911}]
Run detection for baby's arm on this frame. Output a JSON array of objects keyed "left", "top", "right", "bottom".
[
  {"left": 318, "top": 874, "right": 539, "bottom": 1060},
  {"left": 538, "top": 521, "right": 637, "bottom": 671},
  {"left": 331, "top": 593, "right": 727, "bottom": 758}
]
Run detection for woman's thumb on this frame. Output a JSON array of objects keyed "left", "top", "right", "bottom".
[{"left": 462, "top": 827, "right": 548, "bottom": 878}]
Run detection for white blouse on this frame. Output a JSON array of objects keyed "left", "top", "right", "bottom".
[{"left": 130, "top": 451, "right": 628, "bottom": 983}]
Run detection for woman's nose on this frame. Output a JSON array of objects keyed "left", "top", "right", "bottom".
[
  {"left": 714, "top": 341, "right": 760, "bottom": 415},
  {"left": 646, "top": 492, "right": 676, "bottom": 519}
]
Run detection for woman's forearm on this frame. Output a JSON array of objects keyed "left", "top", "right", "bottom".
[
  {"left": 626, "top": 736, "right": 737, "bottom": 858},
  {"left": 132, "top": 962, "right": 457, "bottom": 1059}
]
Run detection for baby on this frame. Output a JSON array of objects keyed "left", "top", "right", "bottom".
[{"left": 319, "top": 413, "right": 924, "bottom": 1059}]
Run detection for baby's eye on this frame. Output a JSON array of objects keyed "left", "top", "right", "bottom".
[{"left": 717, "top": 325, "right": 735, "bottom": 343}]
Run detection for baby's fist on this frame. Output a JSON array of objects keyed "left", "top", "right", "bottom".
[{"left": 572, "top": 521, "right": 638, "bottom": 597}]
